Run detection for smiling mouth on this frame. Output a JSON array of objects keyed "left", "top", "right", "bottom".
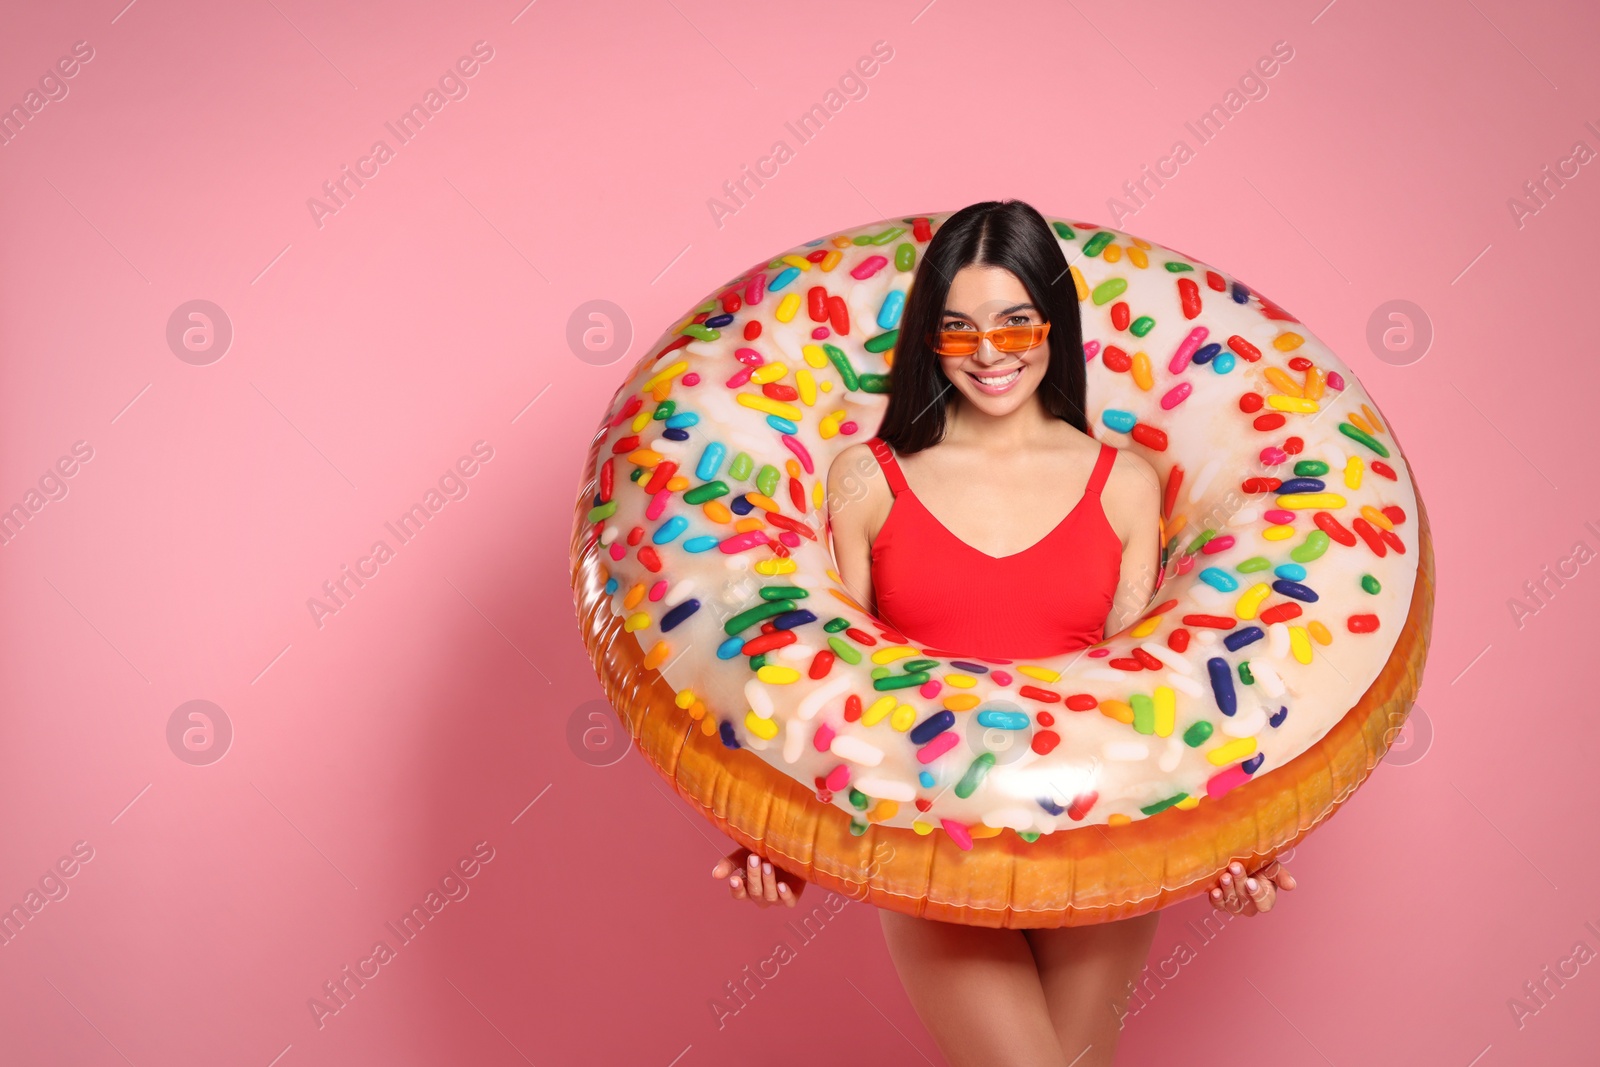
[{"left": 967, "top": 367, "right": 1023, "bottom": 387}]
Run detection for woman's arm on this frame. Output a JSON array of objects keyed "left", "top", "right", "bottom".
[
  {"left": 825, "top": 442, "right": 885, "bottom": 614},
  {"left": 709, "top": 444, "right": 888, "bottom": 909},
  {"left": 1101, "top": 451, "right": 1164, "bottom": 640}
]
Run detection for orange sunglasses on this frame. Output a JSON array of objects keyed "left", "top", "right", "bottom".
[{"left": 929, "top": 321, "right": 1051, "bottom": 357}]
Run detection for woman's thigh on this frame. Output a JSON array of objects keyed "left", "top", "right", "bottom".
[
  {"left": 877, "top": 907, "right": 1068, "bottom": 1067},
  {"left": 1024, "top": 911, "right": 1162, "bottom": 1066}
]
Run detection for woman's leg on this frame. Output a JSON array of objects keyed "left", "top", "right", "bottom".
[
  {"left": 1024, "top": 911, "right": 1162, "bottom": 1067},
  {"left": 878, "top": 908, "right": 1070, "bottom": 1067}
]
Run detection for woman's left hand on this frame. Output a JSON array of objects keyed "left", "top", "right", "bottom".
[{"left": 1209, "top": 858, "right": 1296, "bottom": 916}]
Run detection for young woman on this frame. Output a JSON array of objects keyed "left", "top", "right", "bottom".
[{"left": 710, "top": 200, "right": 1296, "bottom": 1066}]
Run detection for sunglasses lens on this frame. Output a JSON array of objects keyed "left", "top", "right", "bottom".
[
  {"left": 993, "top": 325, "right": 1046, "bottom": 352},
  {"left": 933, "top": 331, "right": 979, "bottom": 356}
]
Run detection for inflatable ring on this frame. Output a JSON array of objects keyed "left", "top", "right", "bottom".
[{"left": 570, "top": 210, "right": 1435, "bottom": 927}]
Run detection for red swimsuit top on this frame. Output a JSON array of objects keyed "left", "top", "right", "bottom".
[{"left": 865, "top": 436, "right": 1124, "bottom": 661}]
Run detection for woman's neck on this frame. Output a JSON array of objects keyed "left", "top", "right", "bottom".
[{"left": 943, "top": 393, "right": 1068, "bottom": 453}]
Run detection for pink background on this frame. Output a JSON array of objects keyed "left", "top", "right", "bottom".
[{"left": 2, "top": 0, "right": 1596, "bottom": 1063}]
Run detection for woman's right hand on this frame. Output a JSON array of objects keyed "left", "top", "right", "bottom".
[{"left": 711, "top": 847, "right": 807, "bottom": 908}]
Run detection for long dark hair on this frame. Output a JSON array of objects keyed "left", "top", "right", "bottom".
[{"left": 875, "top": 199, "right": 1086, "bottom": 454}]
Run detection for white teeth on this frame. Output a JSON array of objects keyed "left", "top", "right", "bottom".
[{"left": 972, "top": 369, "right": 1021, "bottom": 386}]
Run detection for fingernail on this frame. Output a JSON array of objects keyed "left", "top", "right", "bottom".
[
  {"left": 730, "top": 876, "right": 740, "bottom": 888},
  {"left": 1246, "top": 877, "right": 1258, "bottom": 892},
  {"left": 778, "top": 883, "right": 789, "bottom": 894}
]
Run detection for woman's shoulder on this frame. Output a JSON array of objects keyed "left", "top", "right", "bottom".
[
  {"left": 1099, "top": 445, "right": 1162, "bottom": 532},
  {"left": 828, "top": 439, "right": 885, "bottom": 483},
  {"left": 1102, "top": 441, "right": 1157, "bottom": 483},
  {"left": 826, "top": 441, "right": 896, "bottom": 513}
]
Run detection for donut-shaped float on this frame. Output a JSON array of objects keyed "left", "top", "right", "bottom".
[{"left": 570, "top": 210, "right": 1435, "bottom": 927}]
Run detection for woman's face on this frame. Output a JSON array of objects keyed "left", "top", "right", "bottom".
[{"left": 936, "top": 264, "right": 1052, "bottom": 416}]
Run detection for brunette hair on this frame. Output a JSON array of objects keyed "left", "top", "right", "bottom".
[{"left": 874, "top": 199, "right": 1086, "bottom": 453}]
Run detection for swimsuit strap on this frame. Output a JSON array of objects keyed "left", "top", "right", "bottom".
[
  {"left": 866, "top": 436, "right": 909, "bottom": 497},
  {"left": 1084, "top": 442, "right": 1118, "bottom": 496}
]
